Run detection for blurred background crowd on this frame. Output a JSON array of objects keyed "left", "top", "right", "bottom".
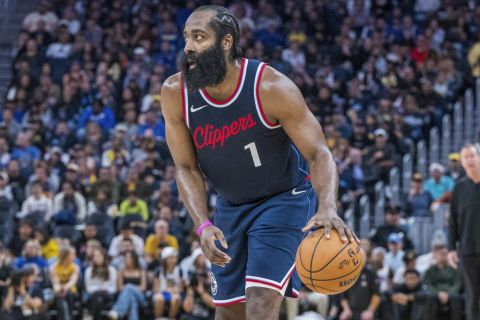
[{"left": 0, "top": 0, "right": 478, "bottom": 319}]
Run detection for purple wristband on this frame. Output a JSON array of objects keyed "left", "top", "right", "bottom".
[{"left": 197, "top": 220, "right": 213, "bottom": 237}]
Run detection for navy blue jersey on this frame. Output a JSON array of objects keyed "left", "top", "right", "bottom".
[{"left": 182, "top": 58, "right": 309, "bottom": 204}]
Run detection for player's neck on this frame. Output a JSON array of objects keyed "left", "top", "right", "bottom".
[{"left": 203, "top": 59, "right": 242, "bottom": 101}]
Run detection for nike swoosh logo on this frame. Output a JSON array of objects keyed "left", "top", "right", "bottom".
[
  {"left": 292, "top": 188, "right": 307, "bottom": 195},
  {"left": 190, "top": 104, "right": 209, "bottom": 112}
]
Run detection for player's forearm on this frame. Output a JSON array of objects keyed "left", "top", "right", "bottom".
[
  {"left": 176, "top": 165, "right": 210, "bottom": 228},
  {"left": 310, "top": 147, "right": 338, "bottom": 211}
]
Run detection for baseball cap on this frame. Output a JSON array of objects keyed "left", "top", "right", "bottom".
[
  {"left": 66, "top": 163, "right": 79, "bottom": 172},
  {"left": 120, "top": 219, "right": 133, "bottom": 231},
  {"left": 161, "top": 247, "right": 178, "bottom": 260},
  {"left": 388, "top": 233, "right": 402, "bottom": 244},
  {"left": 412, "top": 173, "right": 423, "bottom": 182},
  {"left": 50, "top": 146, "right": 62, "bottom": 154},
  {"left": 448, "top": 153, "right": 460, "bottom": 161},
  {"left": 431, "top": 230, "right": 448, "bottom": 249},
  {"left": 134, "top": 47, "right": 146, "bottom": 55},
  {"left": 115, "top": 124, "right": 128, "bottom": 133},
  {"left": 374, "top": 128, "right": 389, "bottom": 138},
  {"left": 386, "top": 53, "right": 400, "bottom": 64}
]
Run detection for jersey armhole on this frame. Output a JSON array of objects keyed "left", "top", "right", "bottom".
[
  {"left": 180, "top": 74, "right": 190, "bottom": 129},
  {"left": 254, "top": 63, "right": 281, "bottom": 129}
]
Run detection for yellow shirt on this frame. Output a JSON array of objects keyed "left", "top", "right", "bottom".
[
  {"left": 145, "top": 234, "right": 179, "bottom": 259},
  {"left": 53, "top": 263, "right": 77, "bottom": 293},
  {"left": 119, "top": 199, "right": 149, "bottom": 221},
  {"left": 42, "top": 239, "right": 59, "bottom": 261}
]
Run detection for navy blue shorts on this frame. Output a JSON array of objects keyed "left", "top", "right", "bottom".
[{"left": 210, "top": 180, "right": 316, "bottom": 306}]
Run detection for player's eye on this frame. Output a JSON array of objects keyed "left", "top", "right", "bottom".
[{"left": 194, "top": 35, "right": 203, "bottom": 41}]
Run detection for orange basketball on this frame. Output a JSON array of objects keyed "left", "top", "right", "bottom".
[{"left": 295, "top": 228, "right": 365, "bottom": 295}]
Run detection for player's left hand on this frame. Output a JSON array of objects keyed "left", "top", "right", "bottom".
[{"left": 302, "top": 210, "right": 359, "bottom": 243}]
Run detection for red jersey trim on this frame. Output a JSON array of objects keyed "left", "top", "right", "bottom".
[
  {"left": 254, "top": 63, "right": 281, "bottom": 129},
  {"left": 200, "top": 58, "right": 246, "bottom": 105},
  {"left": 213, "top": 296, "right": 246, "bottom": 306}
]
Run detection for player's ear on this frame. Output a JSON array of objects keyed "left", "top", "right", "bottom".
[{"left": 223, "top": 34, "right": 233, "bottom": 52}]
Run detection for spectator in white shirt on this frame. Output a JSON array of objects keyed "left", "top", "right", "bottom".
[
  {"left": 22, "top": 1, "right": 59, "bottom": 33},
  {"left": 416, "top": 230, "right": 448, "bottom": 276},
  {"left": 371, "top": 246, "right": 391, "bottom": 293},
  {"left": 19, "top": 180, "right": 53, "bottom": 222},
  {"left": 46, "top": 25, "right": 72, "bottom": 59},
  {"left": 61, "top": 6, "right": 81, "bottom": 35},
  {"left": 52, "top": 181, "right": 87, "bottom": 222},
  {"left": 108, "top": 221, "right": 144, "bottom": 259},
  {"left": 84, "top": 248, "right": 117, "bottom": 320},
  {"left": 281, "top": 41, "right": 306, "bottom": 70},
  {"left": 0, "top": 172, "right": 13, "bottom": 201},
  {"left": 384, "top": 233, "right": 406, "bottom": 274}
]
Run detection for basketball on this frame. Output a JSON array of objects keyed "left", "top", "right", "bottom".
[{"left": 295, "top": 228, "right": 365, "bottom": 295}]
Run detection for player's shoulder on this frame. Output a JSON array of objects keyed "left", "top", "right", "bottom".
[
  {"left": 259, "top": 64, "right": 296, "bottom": 93},
  {"left": 160, "top": 72, "right": 183, "bottom": 114},
  {"left": 257, "top": 64, "right": 303, "bottom": 110},
  {"left": 161, "top": 72, "right": 182, "bottom": 95}
]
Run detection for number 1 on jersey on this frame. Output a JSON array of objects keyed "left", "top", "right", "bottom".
[{"left": 244, "top": 142, "right": 262, "bottom": 167}]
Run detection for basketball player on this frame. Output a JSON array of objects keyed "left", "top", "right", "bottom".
[
  {"left": 161, "top": 6, "right": 359, "bottom": 320},
  {"left": 448, "top": 143, "right": 480, "bottom": 320}
]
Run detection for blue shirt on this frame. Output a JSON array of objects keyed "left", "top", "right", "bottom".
[
  {"left": 254, "top": 29, "right": 285, "bottom": 48},
  {"left": 11, "top": 146, "right": 41, "bottom": 177},
  {"left": 78, "top": 106, "right": 116, "bottom": 129},
  {"left": 424, "top": 176, "right": 455, "bottom": 200},
  {"left": 138, "top": 121, "right": 166, "bottom": 140},
  {"left": 13, "top": 256, "right": 48, "bottom": 270}
]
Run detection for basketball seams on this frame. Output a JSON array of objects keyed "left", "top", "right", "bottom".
[
  {"left": 308, "top": 231, "right": 324, "bottom": 292},
  {"left": 310, "top": 242, "right": 351, "bottom": 273},
  {"left": 295, "top": 230, "right": 364, "bottom": 295},
  {"left": 305, "top": 283, "right": 339, "bottom": 293},
  {"left": 298, "top": 231, "right": 325, "bottom": 271},
  {"left": 297, "top": 260, "right": 363, "bottom": 282}
]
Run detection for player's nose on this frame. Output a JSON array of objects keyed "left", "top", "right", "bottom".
[{"left": 184, "top": 40, "right": 196, "bottom": 55}]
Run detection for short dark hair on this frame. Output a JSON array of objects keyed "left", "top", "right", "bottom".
[
  {"left": 404, "top": 269, "right": 420, "bottom": 277},
  {"left": 194, "top": 5, "right": 242, "bottom": 60}
]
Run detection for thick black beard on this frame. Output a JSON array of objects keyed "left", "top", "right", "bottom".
[{"left": 181, "top": 40, "right": 227, "bottom": 93}]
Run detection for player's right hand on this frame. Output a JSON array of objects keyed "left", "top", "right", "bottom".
[{"left": 200, "top": 226, "right": 231, "bottom": 267}]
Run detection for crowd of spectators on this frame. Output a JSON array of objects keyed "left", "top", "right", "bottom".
[{"left": 0, "top": 0, "right": 478, "bottom": 319}]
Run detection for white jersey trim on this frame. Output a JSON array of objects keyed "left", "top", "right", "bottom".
[
  {"left": 199, "top": 59, "right": 249, "bottom": 108},
  {"left": 253, "top": 62, "right": 282, "bottom": 129},
  {"left": 183, "top": 83, "right": 190, "bottom": 129}
]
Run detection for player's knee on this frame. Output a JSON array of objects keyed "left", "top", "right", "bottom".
[
  {"left": 246, "top": 286, "right": 283, "bottom": 306},
  {"left": 215, "top": 304, "right": 246, "bottom": 320}
]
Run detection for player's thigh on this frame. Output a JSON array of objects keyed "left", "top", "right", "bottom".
[
  {"left": 215, "top": 302, "right": 246, "bottom": 320},
  {"left": 211, "top": 203, "right": 249, "bottom": 306},
  {"left": 246, "top": 184, "right": 315, "bottom": 294}
]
